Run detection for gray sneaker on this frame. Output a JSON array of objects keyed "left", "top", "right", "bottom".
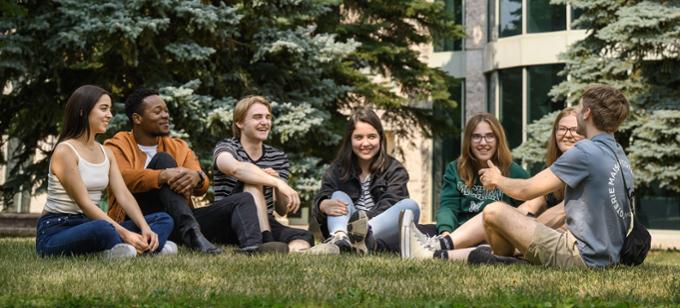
[
  {"left": 104, "top": 243, "right": 137, "bottom": 259},
  {"left": 159, "top": 240, "right": 178, "bottom": 255},
  {"left": 400, "top": 210, "right": 435, "bottom": 260},
  {"left": 348, "top": 211, "right": 370, "bottom": 255}
]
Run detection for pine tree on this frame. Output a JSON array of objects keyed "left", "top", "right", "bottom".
[
  {"left": 0, "top": 0, "right": 461, "bottom": 208},
  {"left": 517, "top": 0, "right": 680, "bottom": 193}
]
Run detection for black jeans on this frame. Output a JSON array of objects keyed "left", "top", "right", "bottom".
[{"left": 133, "top": 152, "right": 262, "bottom": 248}]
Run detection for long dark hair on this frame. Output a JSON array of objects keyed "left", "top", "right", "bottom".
[
  {"left": 57, "top": 85, "right": 110, "bottom": 144},
  {"left": 334, "top": 108, "right": 389, "bottom": 181}
]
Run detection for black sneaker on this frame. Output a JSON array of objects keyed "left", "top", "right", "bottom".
[
  {"left": 236, "top": 242, "right": 289, "bottom": 255},
  {"left": 467, "top": 246, "right": 528, "bottom": 265}
]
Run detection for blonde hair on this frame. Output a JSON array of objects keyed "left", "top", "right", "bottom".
[
  {"left": 457, "top": 113, "right": 513, "bottom": 188},
  {"left": 232, "top": 95, "right": 272, "bottom": 138},
  {"left": 545, "top": 107, "right": 578, "bottom": 201}
]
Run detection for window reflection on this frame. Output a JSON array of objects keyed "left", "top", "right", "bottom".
[
  {"left": 527, "top": 0, "right": 566, "bottom": 33},
  {"left": 499, "top": 0, "right": 522, "bottom": 37}
]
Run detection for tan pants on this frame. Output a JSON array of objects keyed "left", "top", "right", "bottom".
[{"left": 525, "top": 223, "right": 586, "bottom": 269}]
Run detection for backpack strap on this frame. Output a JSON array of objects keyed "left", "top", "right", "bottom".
[{"left": 595, "top": 139, "right": 635, "bottom": 236}]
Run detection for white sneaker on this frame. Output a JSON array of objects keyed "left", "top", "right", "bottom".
[
  {"left": 159, "top": 241, "right": 178, "bottom": 255},
  {"left": 420, "top": 234, "right": 443, "bottom": 251},
  {"left": 104, "top": 243, "right": 137, "bottom": 259},
  {"left": 400, "top": 210, "right": 435, "bottom": 260}
]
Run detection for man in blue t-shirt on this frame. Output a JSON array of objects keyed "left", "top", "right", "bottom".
[{"left": 477, "top": 84, "right": 633, "bottom": 268}]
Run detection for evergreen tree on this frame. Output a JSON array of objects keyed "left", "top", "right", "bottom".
[
  {"left": 0, "top": 0, "right": 461, "bottom": 208},
  {"left": 516, "top": 0, "right": 680, "bottom": 193}
]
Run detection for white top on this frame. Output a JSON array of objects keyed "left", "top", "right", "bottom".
[
  {"left": 44, "top": 142, "right": 110, "bottom": 214},
  {"left": 137, "top": 144, "right": 158, "bottom": 168}
]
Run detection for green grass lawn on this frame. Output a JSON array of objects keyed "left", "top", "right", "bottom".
[{"left": 1, "top": 238, "right": 678, "bottom": 307}]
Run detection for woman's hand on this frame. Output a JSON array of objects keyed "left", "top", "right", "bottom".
[
  {"left": 320, "top": 199, "right": 348, "bottom": 216},
  {"left": 141, "top": 227, "right": 159, "bottom": 253},
  {"left": 119, "top": 229, "right": 149, "bottom": 254}
]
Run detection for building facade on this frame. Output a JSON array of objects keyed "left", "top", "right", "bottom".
[{"left": 400, "top": 0, "right": 679, "bottom": 247}]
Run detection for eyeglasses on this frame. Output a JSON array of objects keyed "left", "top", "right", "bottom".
[
  {"left": 471, "top": 133, "right": 496, "bottom": 143},
  {"left": 556, "top": 126, "right": 578, "bottom": 137}
]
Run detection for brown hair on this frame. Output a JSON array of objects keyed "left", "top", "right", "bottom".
[
  {"left": 545, "top": 107, "right": 578, "bottom": 201},
  {"left": 232, "top": 95, "right": 272, "bottom": 138},
  {"left": 580, "top": 84, "right": 630, "bottom": 133},
  {"left": 334, "top": 108, "right": 389, "bottom": 182},
  {"left": 58, "top": 85, "right": 110, "bottom": 144},
  {"left": 457, "top": 113, "right": 513, "bottom": 188}
]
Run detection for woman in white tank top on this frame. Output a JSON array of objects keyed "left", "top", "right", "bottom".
[{"left": 36, "top": 85, "right": 176, "bottom": 258}]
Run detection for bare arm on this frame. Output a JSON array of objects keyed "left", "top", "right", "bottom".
[
  {"left": 479, "top": 160, "right": 563, "bottom": 201},
  {"left": 215, "top": 152, "right": 282, "bottom": 188},
  {"left": 51, "top": 145, "right": 151, "bottom": 252},
  {"left": 105, "top": 148, "right": 158, "bottom": 251},
  {"left": 516, "top": 195, "right": 548, "bottom": 216},
  {"left": 216, "top": 152, "right": 300, "bottom": 214}
]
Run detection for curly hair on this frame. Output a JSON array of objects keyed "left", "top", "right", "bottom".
[{"left": 124, "top": 88, "right": 159, "bottom": 121}]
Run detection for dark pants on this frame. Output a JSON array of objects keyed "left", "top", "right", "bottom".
[
  {"left": 134, "top": 152, "right": 262, "bottom": 248},
  {"left": 36, "top": 212, "right": 173, "bottom": 257},
  {"left": 268, "top": 215, "right": 314, "bottom": 245}
]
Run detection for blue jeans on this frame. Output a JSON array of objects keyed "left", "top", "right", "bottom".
[
  {"left": 35, "top": 212, "right": 174, "bottom": 257},
  {"left": 326, "top": 191, "right": 420, "bottom": 250}
]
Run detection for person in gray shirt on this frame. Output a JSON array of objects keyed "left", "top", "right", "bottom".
[{"left": 477, "top": 84, "right": 633, "bottom": 268}]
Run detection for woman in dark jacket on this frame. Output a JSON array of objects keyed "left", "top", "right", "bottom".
[{"left": 311, "top": 108, "right": 420, "bottom": 253}]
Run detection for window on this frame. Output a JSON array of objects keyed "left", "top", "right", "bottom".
[
  {"left": 432, "top": 79, "right": 464, "bottom": 214},
  {"left": 499, "top": 0, "right": 522, "bottom": 37},
  {"left": 639, "top": 186, "right": 680, "bottom": 230},
  {"left": 435, "top": 0, "right": 464, "bottom": 52},
  {"left": 527, "top": 64, "right": 566, "bottom": 123},
  {"left": 527, "top": 0, "right": 566, "bottom": 33},
  {"left": 498, "top": 68, "right": 523, "bottom": 149}
]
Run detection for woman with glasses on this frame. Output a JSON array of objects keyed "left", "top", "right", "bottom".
[
  {"left": 429, "top": 113, "right": 529, "bottom": 252},
  {"left": 401, "top": 108, "right": 584, "bottom": 261},
  {"left": 529, "top": 106, "right": 583, "bottom": 229}
]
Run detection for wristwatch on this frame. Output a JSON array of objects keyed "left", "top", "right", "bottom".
[{"left": 196, "top": 171, "right": 205, "bottom": 187}]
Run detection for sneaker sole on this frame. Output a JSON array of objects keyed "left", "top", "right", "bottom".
[
  {"left": 348, "top": 211, "right": 369, "bottom": 254},
  {"left": 399, "top": 210, "right": 413, "bottom": 259}
]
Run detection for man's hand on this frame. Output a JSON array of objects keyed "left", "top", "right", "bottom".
[
  {"left": 274, "top": 179, "right": 300, "bottom": 215},
  {"left": 166, "top": 167, "right": 200, "bottom": 195},
  {"left": 159, "top": 168, "right": 181, "bottom": 185},
  {"left": 479, "top": 160, "right": 503, "bottom": 190},
  {"left": 319, "top": 199, "right": 348, "bottom": 217}
]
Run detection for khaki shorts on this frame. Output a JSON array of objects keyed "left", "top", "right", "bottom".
[{"left": 525, "top": 223, "right": 586, "bottom": 269}]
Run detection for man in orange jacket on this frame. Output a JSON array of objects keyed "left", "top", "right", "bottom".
[{"left": 105, "top": 88, "right": 283, "bottom": 254}]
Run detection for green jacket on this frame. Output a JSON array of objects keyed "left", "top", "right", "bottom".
[{"left": 436, "top": 160, "right": 529, "bottom": 234}]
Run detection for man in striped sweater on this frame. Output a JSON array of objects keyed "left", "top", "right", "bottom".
[{"left": 213, "top": 96, "right": 313, "bottom": 252}]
